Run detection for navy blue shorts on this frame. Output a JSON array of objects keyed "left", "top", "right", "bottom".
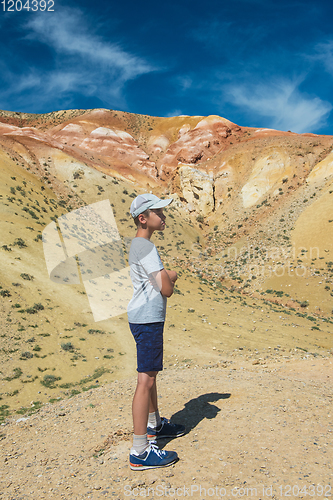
[{"left": 129, "top": 322, "right": 164, "bottom": 372}]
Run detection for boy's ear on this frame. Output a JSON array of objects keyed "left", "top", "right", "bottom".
[
  {"left": 137, "top": 212, "right": 147, "bottom": 226},
  {"left": 138, "top": 211, "right": 150, "bottom": 223}
]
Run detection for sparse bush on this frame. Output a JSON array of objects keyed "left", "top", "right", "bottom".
[
  {"left": 88, "top": 329, "right": 105, "bottom": 335},
  {"left": 26, "top": 303, "right": 44, "bottom": 314},
  {"left": 20, "top": 351, "right": 33, "bottom": 359},
  {"left": 73, "top": 170, "right": 84, "bottom": 180},
  {"left": 14, "top": 238, "right": 27, "bottom": 248},
  {"left": 4, "top": 368, "right": 22, "bottom": 381},
  {"left": 40, "top": 375, "right": 61, "bottom": 388},
  {"left": 20, "top": 273, "right": 34, "bottom": 281},
  {"left": 61, "top": 342, "right": 74, "bottom": 352}
]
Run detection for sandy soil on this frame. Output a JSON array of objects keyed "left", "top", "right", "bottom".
[{"left": 0, "top": 352, "right": 332, "bottom": 500}]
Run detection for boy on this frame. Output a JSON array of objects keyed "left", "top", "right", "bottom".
[{"left": 127, "top": 193, "right": 185, "bottom": 470}]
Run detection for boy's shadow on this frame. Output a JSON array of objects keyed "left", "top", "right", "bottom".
[{"left": 159, "top": 392, "right": 230, "bottom": 447}]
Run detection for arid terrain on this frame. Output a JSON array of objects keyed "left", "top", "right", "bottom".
[{"left": 0, "top": 108, "right": 332, "bottom": 498}]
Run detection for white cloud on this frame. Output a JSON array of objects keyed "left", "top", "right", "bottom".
[
  {"left": 165, "top": 109, "right": 184, "bottom": 117},
  {"left": 25, "top": 9, "right": 155, "bottom": 82},
  {"left": 177, "top": 76, "right": 193, "bottom": 91},
  {"left": 311, "top": 40, "right": 333, "bottom": 75},
  {"left": 224, "top": 78, "right": 332, "bottom": 133},
  {"left": 0, "top": 7, "right": 158, "bottom": 112}
]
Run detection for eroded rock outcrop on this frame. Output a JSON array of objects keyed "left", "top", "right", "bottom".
[
  {"left": 158, "top": 115, "right": 234, "bottom": 180},
  {"left": 306, "top": 151, "right": 333, "bottom": 184},
  {"left": 179, "top": 165, "right": 214, "bottom": 216},
  {"left": 241, "top": 150, "right": 292, "bottom": 208}
]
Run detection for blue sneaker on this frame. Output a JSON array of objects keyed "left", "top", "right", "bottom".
[
  {"left": 129, "top": 443, "right": 178, "bottom": 470},
  {"left": 147, "top": 417, "right": 185, "bottom": 440}
]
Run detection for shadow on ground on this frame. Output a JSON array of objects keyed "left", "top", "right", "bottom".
[{"left": 160, "top": 392, "right": 231, "bottom": 447}]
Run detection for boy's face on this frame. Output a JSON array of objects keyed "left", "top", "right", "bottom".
[{"left": 141, "top": 208, "right": 166, "bottom": 231}]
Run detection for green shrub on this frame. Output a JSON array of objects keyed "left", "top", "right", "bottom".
[
  {"left": 40, "top": 375, "right": 61, "bottom": 388},
  {"left": 20, "top": 273, "right": 34, "bottom": 281},
  {"left": 14, "top": 238, "right": 27, "bottom": 248},
  {"left": 61, "top": 342, "right": 74, "bottom": 352},
  {"left": 4, "top": 368, "right": 23, "bottom": 381},
  {"left": 20, "top": 351, "right": 33, "bottom": 359},
  {"left": 88, "top": 329, "right": 105, "bottom": 335},
  {"left": 26, "top": 303, "right": 44, "bottom": 314}
]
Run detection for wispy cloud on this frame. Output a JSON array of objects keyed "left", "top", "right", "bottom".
[
  {"left": 165, "top": 109, "right": 185, "bottom": 117},
  {"left": 222, "top": 78, "right": 332, "bottom": 133},
  {"left": 176, "top": 76, "right": 193, "bottom": 92},
  {"left": 0, "top": 7, "right": 157, "bottom": 112},
  {"left": 310, "top": 40, "right": 333, "bottom": 75},
  {"left": 25, "top": 8, "right": 154, "bottom": 81}
]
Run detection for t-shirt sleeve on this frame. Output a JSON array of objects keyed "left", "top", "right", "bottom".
[{"left": 139, "top": 245, "right": 164, "bottom": 275}]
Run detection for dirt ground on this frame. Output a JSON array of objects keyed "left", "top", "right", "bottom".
[{"left": 0, "top": 352, "right": 332, "bottom": 500}]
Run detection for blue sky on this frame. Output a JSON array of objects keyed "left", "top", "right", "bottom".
[{"left": 1, "top": 0, "right": 333, "bottom": 134}]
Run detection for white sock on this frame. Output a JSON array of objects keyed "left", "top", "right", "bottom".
[
  {"left": 131, "top": 433, "right": 149, "bottom": 455},
  {"left": 148, "top": 410, "right": 162, "bottom": 429}
]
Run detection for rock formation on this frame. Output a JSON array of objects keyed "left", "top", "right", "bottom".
[{"left": 0, "top": 108, "right": 332, "bottom": 220}]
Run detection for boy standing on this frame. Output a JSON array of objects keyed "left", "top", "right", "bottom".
[{"left": 127, "top": 193, "right": 185, "bottom": 470}]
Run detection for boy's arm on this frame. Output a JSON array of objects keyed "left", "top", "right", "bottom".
[
  {"left": 166, "top": 269, "right": 177, "bottom": 283},
  {"left": 150, "top": 269, "right": 178, "bottom": 297}
]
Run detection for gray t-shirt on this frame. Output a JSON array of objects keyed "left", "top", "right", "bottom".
[{"left": 127, "top": 237, "right": 167, "bottom": 324}]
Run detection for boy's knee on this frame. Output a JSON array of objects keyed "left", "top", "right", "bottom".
[{"left": 137, "top": 371, "right": 157, "bottom": 389}]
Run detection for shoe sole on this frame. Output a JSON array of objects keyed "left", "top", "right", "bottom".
[
  {"left": 129, "top": 457, "right": 178, "bottom": 471},
  {"left": 147, "top": 430, "right": 185, "bottom": 440}
]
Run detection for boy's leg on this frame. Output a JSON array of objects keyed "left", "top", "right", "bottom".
[
  {"left": 148, "top": 377, "right": 162, "bottom": 429},
  {"left": 130, "top": 370, "right": 178, "bottom": 470},
  {"left": 132, "top": 371, "right": 157, "bottom": 436},
  {"left": 149, "top": 376, "right": 158, "bottom": 413},
  {"left": 146, "top": 374, "right": 185, "bottom": 440}
]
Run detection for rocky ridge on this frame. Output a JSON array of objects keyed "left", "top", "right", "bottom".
[{"left": 1, "top": 108, "right": 333, "bottom": 217}]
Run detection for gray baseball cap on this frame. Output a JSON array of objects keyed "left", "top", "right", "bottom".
[{"left": 130, "top": 193, "right": 173, "bottom": 218}]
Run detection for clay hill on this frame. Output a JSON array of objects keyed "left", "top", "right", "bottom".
[{"left": 0, "top": 108, "right": 332, "bottom": 499}]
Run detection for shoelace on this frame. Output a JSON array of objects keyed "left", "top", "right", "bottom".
[
  {"left": 161, "top": 418, "right": 179, "bottom": 429},
  {"left": 160, "top": 417, "right": 170, "bottom": 428},
  {"left": 149, "top": 443, "right": 165, "bottom": 458}
]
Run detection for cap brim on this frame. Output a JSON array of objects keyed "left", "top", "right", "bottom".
[{"left": 150, "top": 198, "right": 173, "bottom": 210}]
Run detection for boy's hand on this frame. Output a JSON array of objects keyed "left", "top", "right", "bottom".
[{"left": 150, "top": 269, "right": 177, "bottom": 297}]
